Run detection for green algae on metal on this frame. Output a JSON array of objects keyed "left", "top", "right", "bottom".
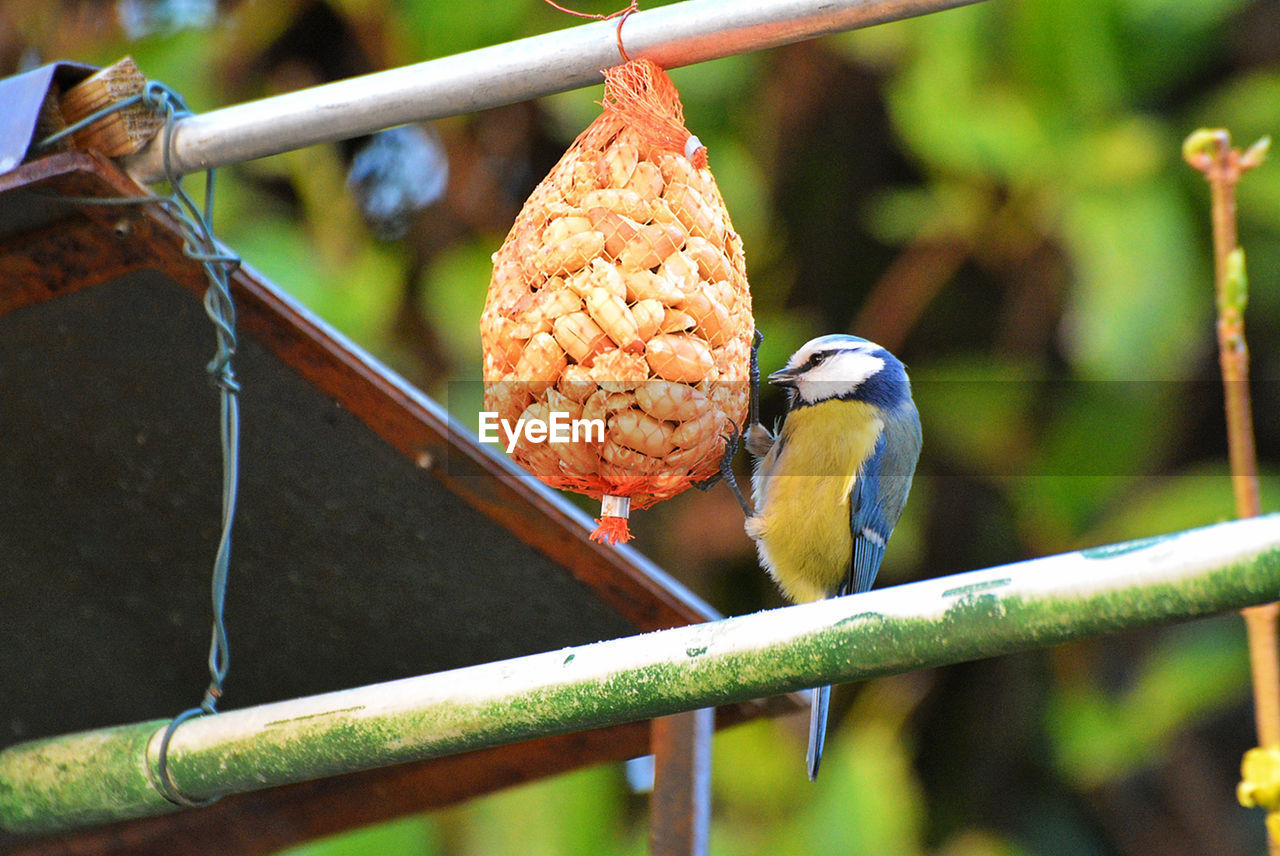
[
  {"left": 3, "top": 517, "right": 1279, "bottom": 836},
  {"left": 793, "top": 544, "right": 1280, "bottom": 688},
  {"left": 0, "top": 719, "right": 173, "bottom": 833}
]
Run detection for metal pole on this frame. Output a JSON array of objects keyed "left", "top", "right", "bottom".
[
  {"left": 3, "top": 514, "right": 1280, "bottom": 834},
  {"left": 650, "top": 709, "right": 714, "bottom": 856},
  {"left": 123, "top": 0, "right": 984, "bottom": 183}
]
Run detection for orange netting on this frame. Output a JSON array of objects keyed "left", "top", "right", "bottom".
[{"left": 481, "top": 58, "right": 753, "bottom": 543}]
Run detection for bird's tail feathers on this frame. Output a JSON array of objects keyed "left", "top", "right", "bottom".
[{"left": 807, "top": 684, "right": 831, "bottom": 781}]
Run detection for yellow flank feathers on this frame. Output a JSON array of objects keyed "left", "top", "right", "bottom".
[{"left": 748, "top": 400, "right": 883, "bottom": 603}]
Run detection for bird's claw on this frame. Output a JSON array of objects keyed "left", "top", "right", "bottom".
[
  {"left": 721, "top": 418, "right": 743, "bottom": 458},
  {"left": 693, "top": 419, "right": 741, "bottom": 492},
  {"left": 711, "top": 418, "right": 754, "bottom": 516}
]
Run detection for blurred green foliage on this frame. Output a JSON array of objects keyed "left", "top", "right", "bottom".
[{"left": 4, "top": 0, "right": 1278, "bottom": 852}]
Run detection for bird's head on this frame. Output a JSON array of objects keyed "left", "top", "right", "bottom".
[{"left": 769, "top": 334, "right": 912, "bottom": 411}]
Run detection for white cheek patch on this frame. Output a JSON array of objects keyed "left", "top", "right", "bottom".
[{"left": 795, "top": 351, "right": 884, "bottom": 402}]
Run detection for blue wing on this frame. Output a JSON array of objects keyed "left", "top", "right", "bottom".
[{"left": 847, "top": 434, "right": 890, "bottom": 596}]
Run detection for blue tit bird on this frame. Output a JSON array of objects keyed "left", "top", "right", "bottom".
[{"left": 723, "top": 332, "right": 921, "bottom": 780}]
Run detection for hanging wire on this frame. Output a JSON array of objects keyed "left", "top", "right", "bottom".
[
  {"left": 37, "top": 81, "right": 241, "bottom": 807},
  {"left": 540, "top": 0, "right": 638, "bottom": 62}
]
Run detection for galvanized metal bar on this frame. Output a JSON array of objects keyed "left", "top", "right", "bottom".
[
  {"left": 4, "top": 513, "right": 1280, "bottom": 835},
  {"left": 123, "top": 0, "right": 985, "bottom": 183}
]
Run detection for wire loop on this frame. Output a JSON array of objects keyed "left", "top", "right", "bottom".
[
  {"left": 154, "top": 708, "right": 220, "bottom": 808},
  {"left": 541, "top": 0, "right": 639, "bottom": 64}
]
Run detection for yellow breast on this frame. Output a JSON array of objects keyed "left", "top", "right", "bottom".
[{"left": 749, "top": 400, "right": 883, "bottom": 603}]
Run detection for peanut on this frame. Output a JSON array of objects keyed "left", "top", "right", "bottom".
[
  {"left": 511, "top": 283, "right": 582, "bottom": 324},
  {"left": 486, "top": 372, "right": 531, "bottom": 425},
  {"left": 510, "top": 317, "right": 552, "bottom": 340},
  {"left": 553, "top": 311, "right": 612, "bottom": 366},
  {"left": 619, "top": 222, "right": 684, "bottom": 271},
  {"left": 657, "top": 152, "right": 694, "bottom": 187},
  {"left": 582, "top": 389, "right": 609, "bottom": 426},
  {"left": 604, "top": 390, "right": 637, "bottom": 412},
  {"left": 623, "top": 269, "right": 687, "bottom": 307},
  {"left": 670, "top": 409, "right": 722, "bottom": 449},
  {"left": 606, "top": 136, "right": 640, "bottom": 188},
  {"left": 555, "top": 151, "right": 602, "bottom": 205},
  {"left": 545, "top": 388, "right": 601, "bottom": 473},
  {"left": 664, "top": 433, "right": 720, "bottom": 475},
  {"left": 657, "top": 250, "right": 700, "bottom": 295},
  {"left": 659, "top": 308, "right": 697, "bottom": 334},
  {"left": 624, "top": 160, "right": 665, "bottom": 199},
  {"left": 587, "top": 206, "right": 641, "bottom": 260},
  {"left": 513, "top": 401, "right": 564, "bottom": 476},
  {"left": 658, "top": 152, "right": 718, "bottom": 201},
  {"left": 587, "top": 258, "right": 627, "bottom": 300},
  {"left": 590, "top": 348, "right": 649, "bottom": 392},
  {"left": 538, "top": 198, "right": 586, "bottom": 222},
  {"left": 714, "top": 335, "right": 750, "bottom": 380},
  {"left": 558, "top": 364, "right": 598, "bottom": 403},
  {"left": 710, "top": 278, "right": 736, "bottom": 308},
  {"left": 648, "top": 197, "right": 680, "bottom": 227},
  {"left": 545, "top": 387, "right": 584, "bottom": 422},
  {"left": 535, "top": 230, "right": 606, "bottom": 275},
  {"left": 583, "top": 188, "right": 653, "bottom": 222},
  {"left": 585, "top": 287, "right": 644, "bottom": 352},
  {"left": 563, "top": 266, "right": 594, "bottom": 298},
  {"left": 600, "top": 437, "right": 661, "bottom": 473},
  {"left": 630, "top": 298, "right": 664, "bottom": 341},
  {"left": 546, "top": 284, "right": 585, "bottom": 318},
  {"left": 635, "top": 381, "right": 711, "bottom": 423},
  {"left": 553, "top": 435, "right": 602, "bottom": 476},
  {"left": 664, "top": 181, "right": 725, "bottom": 243},
  {"left": 683, "top": 236, "right": 734, "bottom": 284},
  {"left": 682, "top": 290, "right": 731, "bottom": 346},
  {"left": 514, "top": 331, "right": 568, "bottom": 382},
  {"left": 645, "top": 334, "right": 714, "bottom": 383},
  {"left": 610, "top": 408, "right": 677, "bottom": 457},
  {"left": 487, "top": 315, "right": 529, "bottom": 371},
  {"left": 519, "top": 399, "right": 551, "bottom": 427},
  {"left": 542, "top": 215, "right": 593, "bottom": 246}
]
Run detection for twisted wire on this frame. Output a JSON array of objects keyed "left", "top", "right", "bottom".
[{"left": 38, "top": 80, "right": 241, "bottom": 806}]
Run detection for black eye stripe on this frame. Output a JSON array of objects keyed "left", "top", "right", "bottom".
[{"left": 798, "top": 348, "right": 869, "bottom": 372}]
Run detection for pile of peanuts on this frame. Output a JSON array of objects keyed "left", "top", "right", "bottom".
[{"left": 481, "top": 117, "right": 753, "bottom": 507}]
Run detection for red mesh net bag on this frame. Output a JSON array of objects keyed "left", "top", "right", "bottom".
[{"left": 481, "top": 58, "right": 753, "bottom": 544}]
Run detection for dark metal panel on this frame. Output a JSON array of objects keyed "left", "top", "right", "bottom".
[{"left": 0, "top": 270, "right": 639, "bottom": 747}]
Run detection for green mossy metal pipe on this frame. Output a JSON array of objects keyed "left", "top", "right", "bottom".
[
  {"left": 0, "top": 720, "right": 175, "bottom": 832},
  {"left": 4, "top": 514, "right": 1280, "bottom": 835}
]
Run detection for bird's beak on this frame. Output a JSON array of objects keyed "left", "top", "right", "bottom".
[{"left": 768, "top": 367, "right": 799, "bottom": 387}]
